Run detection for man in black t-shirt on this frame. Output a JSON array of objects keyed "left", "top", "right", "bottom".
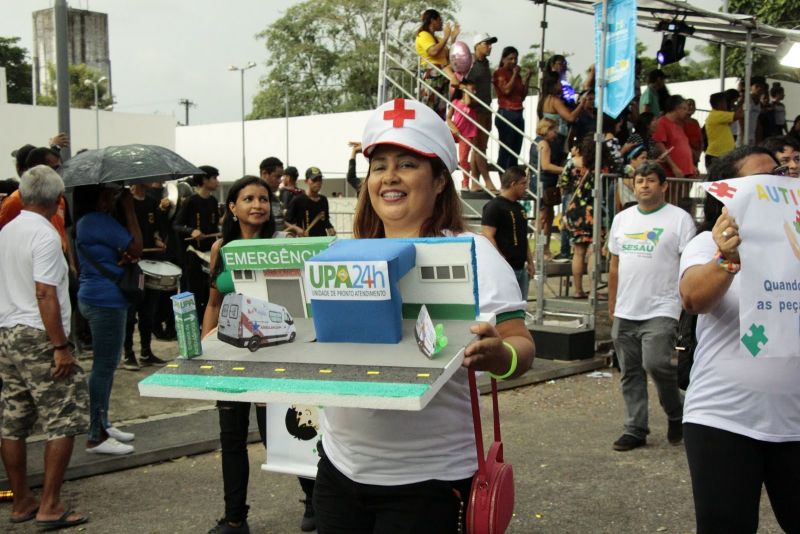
[
  {"left": 285, "top": 167, "right": 336, "bottom": 238},
  {"left": 123, "top": 184, "right": 169, "bottom": 369},
  {"left": 173, "top": 165, "right": 220, "bottom": 321},
  {"left": 278, "top": 165, "right": 304, "bottom": 218},
  {"left": 481, "top": 166, "right": 533, "bottom": 299},
  {"left": 259, "top": 156, "right": 285, "bottom": 232}
]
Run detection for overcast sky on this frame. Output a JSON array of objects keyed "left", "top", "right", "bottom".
[{"left": 1, "top": 0, "right": 722, "bottom": 125}]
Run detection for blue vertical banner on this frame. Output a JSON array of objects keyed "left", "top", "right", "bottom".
[{"left": 595, "top": 0, "right": 637, "bottom": 118}]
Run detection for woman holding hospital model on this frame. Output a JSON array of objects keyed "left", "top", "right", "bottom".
[{"left": 312, "top": 98, "right": 535, "bottom": 532}]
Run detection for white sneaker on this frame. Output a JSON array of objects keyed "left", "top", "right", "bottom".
[
  {"left": 105, "top": 426, "right": 135, "bottom": 442},
  {"left": 86, "top": 437, "right": 134, "bottom": 455}
]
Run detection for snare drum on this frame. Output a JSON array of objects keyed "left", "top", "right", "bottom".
[{"left": 139, "top": 260, "right": 182, "bottom": 291}]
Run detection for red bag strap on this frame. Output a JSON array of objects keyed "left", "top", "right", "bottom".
[{"left": 468, "top": 369, "right": 503, "bottom": 475}]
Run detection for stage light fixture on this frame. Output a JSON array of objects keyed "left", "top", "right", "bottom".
[
  {"left": 777, "top": 39, "right": 800, "bottom": 68},
  {"left": 657, "top": 33, "right": 687, "bottom": 66}
]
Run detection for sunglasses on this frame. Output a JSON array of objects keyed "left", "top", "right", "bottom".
[{"left": 771, "top": 165, "right": 790, "bottom": 176}]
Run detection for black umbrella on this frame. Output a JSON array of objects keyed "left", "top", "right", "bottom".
[{"left": 59, "top": 144, "right": 204, "bottom": 187}]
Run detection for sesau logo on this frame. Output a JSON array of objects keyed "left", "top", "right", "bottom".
[
  {"left": 306, "top": 261, "right": 391, "bottom": 300},
  {"left": 622, "top": 227, "right": 664, "bottom": 256}
]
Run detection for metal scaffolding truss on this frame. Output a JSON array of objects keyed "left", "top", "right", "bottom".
[{"left": 539, "top": 0, "right": 800, "bottom": 55}]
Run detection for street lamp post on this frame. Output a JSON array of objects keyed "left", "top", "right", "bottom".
[
  {"left": 229, "top": 62, "right": 257, "bottom": 176},
  {"left": 284, "top": 86, "right": 289, "bottom": 165},
  {"left": 84, "top": 76, "right": 107, "bottom": 149}
]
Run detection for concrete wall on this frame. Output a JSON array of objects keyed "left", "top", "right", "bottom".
[
  {"left": 175, "top": 110, "right": 372, "bottom": 184},
  {"left": 1, "top": 103, "right": 175, "bottom": 179}
]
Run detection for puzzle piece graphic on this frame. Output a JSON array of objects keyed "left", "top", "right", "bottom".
[
  {"left": 708, "top": 181, "right": 737, "bottom": 199},
  {"left": 741, "top": 323, "right": 768, "bottom": 357}
]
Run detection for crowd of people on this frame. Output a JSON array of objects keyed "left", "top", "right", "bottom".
[
  {"left": 0, "top": 139, "right": 344, "bottom": 532},
  {"left": 0, "top": 13, "right": 797, "bottom": 531},
  {"left": 414, "top": 11, "right": 798, "bottom": 533}
]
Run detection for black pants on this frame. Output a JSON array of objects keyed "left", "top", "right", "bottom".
[
  {"left": 123, "top": 288, "right": 160, "bottom": 353},
  {"left": 313, "top": 444, "right": 472, "bottom": 534},
  {"left": 153, "top": 290, "right": 175, "bottom": 335},
  {"left": 217, "top": 402, "right": 315, "bottom": 523},
  {"left": 684, "top": 422, "right": 800, "bottom": 534},
  {"left": 218, "top": 401, "right": 267, "bottom": 523},
  {"left": 704, "top": 154, "right": 718, "bottom": 172},
  {"left": 186, "top": 254, "right": 210, "bottom": 323}
]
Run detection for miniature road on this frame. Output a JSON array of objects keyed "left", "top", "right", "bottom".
[{"left": 2, "top": 370, "right": 783, "bottom": 533}]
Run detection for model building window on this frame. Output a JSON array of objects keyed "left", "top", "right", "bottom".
[
  {"left": 233, "top": 270, "right": 255, "bottom": 281},
  {"left": 451, "top": 265, "right": 467, "bottom": 280},
  {"left": 419, "top": 265, "right": 468, "bottom": 281}
]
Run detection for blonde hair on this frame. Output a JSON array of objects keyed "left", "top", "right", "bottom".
[{"left": 536, "top": 118, "right": 557, "bottom": 136}]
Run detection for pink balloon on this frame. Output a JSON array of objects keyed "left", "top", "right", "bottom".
[{"left": 449, "top": 41, "right": 473, "bottom": 75}]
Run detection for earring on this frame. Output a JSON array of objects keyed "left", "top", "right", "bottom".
[{"left": 232, "top": 214, "right": 238, "bottom": 222}]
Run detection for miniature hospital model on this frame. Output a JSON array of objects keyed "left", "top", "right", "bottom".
[{"left": 139, "top": 235, "right": 490, "bottom": 411}]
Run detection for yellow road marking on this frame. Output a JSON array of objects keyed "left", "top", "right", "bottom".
[
  {"left": 200, "top": 365, "right": 214, "bottom": 369},
  {"left": 232, "top": 367, "right": 245, "bottom": 371},
  {"left": 274, "top": 368, "right": 286, "bottom": 373},
  {"left": 319, "top": 369, "right": 333, "bottom": 374},
  {"left": 367, "top": 371, "right": 380, "bottom": 375},
  {"left": 166, "top": 364, "right": 179, "bottom": 368},
  {"left": 417, "top": 373, "right": 430, "bottom": 378}
]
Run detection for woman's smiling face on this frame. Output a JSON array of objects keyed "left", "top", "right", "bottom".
[
  {"left": 366, "top": 145, "right": 445, "bottom": 238},
  {"left": 229, "top": 183, "right": 270, "bottom": 227}
]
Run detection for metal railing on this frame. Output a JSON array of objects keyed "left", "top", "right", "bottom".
[{"left": 383, "top": 34, "right": 541, "bottom": 225}]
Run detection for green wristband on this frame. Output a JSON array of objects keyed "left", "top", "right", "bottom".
[{"left": 490, "top": 341, "right": 518, "bottom": 380}]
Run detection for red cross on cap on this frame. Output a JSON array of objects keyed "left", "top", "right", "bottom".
[{"left": 383, "top": 98, "right": 416, "bottom": 128}]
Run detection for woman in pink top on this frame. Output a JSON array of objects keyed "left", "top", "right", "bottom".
[
  {"left": 492, "top": 46, "right": 532, "bottom": 172},
  {"left": 447, "top": 79, "right": 479, "bottom": 190}
]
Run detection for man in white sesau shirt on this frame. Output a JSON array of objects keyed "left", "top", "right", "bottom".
[{"left": 608, "top": 161, "right": 696, "bottom": 451}]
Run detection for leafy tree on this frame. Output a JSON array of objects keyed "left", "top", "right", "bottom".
[
  {"left": 250, "top": 0, "right": 456, "bottom": 119},
  {"left": 37, "top": 63, "right": 113, "bottom": 109},
  {"left": 0, "top": 36, "right": 33, "bottom": 104},
  {"left": 703, "top": 0, "right": 800, "bottom": 81}
]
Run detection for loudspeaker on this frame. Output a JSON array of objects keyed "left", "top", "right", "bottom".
[
  {"left": 657, "top": 33, "right": 686, "bottom": 66},
  {"left": 530, "top": 325, "right": 596, "bottom": 360}
]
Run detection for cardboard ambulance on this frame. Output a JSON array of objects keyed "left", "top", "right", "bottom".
[{"left": 218, "top": 293, "right": 296, "bottom": 352}]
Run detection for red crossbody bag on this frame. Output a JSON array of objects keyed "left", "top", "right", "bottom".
[{"left": 465, "top": 369, "right": 515, "bottom": 534}]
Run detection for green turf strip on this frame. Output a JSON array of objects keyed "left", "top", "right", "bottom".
[{"left": 141, "top": 373, "right": 429, "bottom": 398}]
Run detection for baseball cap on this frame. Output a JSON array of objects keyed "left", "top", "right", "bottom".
[
  {"left": 305, "top": 166, "right": 323, "bottom": 180},
  {"left": 361, "top": 98, "right": 458, "bottom": 173},
  {"left": 472, "top": 33, "right": 498, "bottom": 49}
]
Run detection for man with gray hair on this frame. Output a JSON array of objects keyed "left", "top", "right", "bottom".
[{"left": 0, "top": 165, "right": 89, "bottom": 529}]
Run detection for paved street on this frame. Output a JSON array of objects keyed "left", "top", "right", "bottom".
[{"left": 1, "top": 355, "right": 784, "bottom": 533}]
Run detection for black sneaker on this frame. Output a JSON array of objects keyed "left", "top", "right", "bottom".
[
  {"left": 300, "top": 499, "right": 316, "bottom": 532},
  {"left": 122, "top": 351, "right": 140, "bottom": 371},
  {"left": 207, "top": 518, "right": 249, "bottom": 534},
  {"left": 612, "top": 434, "right": 646, "bottom": 451},
  {"left": 139, "top": 350, "right": 168, "bottom": 367},
  {"left": 667, "top": 419, "right": 683, "bottom": 445}
]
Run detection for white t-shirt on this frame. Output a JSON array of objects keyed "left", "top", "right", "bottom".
[
  {"left": 680, "top": 232, "right": 800, "bottom": 442},
  {"left": 321, "top": 234, "right": 526, "bottom": 486},
  {"left": 0, "top": 210, "right": 71, "bottom": 334},
  {"left": 608, "top": 203, "right": 696, "bottom": 321}
]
